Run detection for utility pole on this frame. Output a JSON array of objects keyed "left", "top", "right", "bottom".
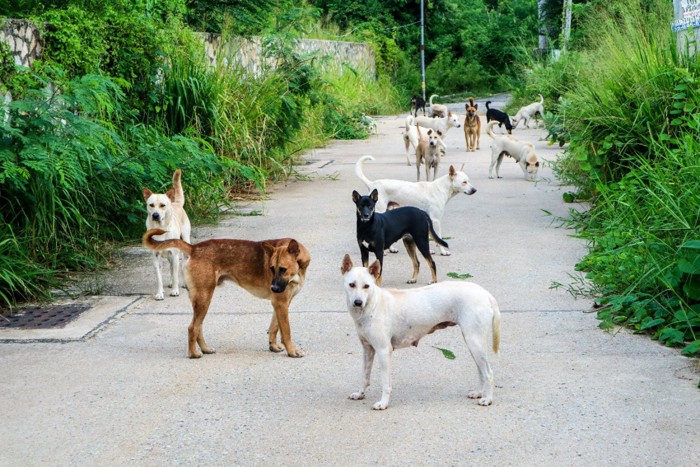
[
  {"left": 420, "top": 0, "right": 426, "bottom": 101},
  {"left": 562, "top": 0, "right": 572, "bottom": 52}
]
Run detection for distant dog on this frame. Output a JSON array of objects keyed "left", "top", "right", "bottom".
[
  {"left": 512, "top": 94, "right": 544, "bottom": 128},
  {"left": 463, "top": 97, "right": 481, "bottom": 152},
  {"left": 486, "top": 121, "right": 540, "bottom": 179},
  {"left": 143, "top": 230, "right": 310, "bottom": 359},
  {"left": 410, "top": 96, "right": 426, "bottom": 117},
  {"left": 355, "top": 155, "right": 477, "bottom": 256},
  {"left": 143, "top": 169, "right": 192, "bottom": 300},
  {"left": 413, "top": 112, "right": 462, "bottom": 135},
  {"left": 353, "top": 189, "right": 447, "bottom": 285},
  {"left": 403, "top": 116, "right": 446, "bottom": 167},
  {"left": 429, "top": 94, "right": 448, "bottom": 118},
  {"left": 413, "top": 124, "right": 441, "bottom": 182},
  {"left": 341, "top": 254, "right": 501, "bottom": 410},
  {"left": 485, "top": 101, "right": 513, "bottom": 134}
]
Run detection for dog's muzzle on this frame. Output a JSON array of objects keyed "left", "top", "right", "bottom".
[
  {"left": 151, "top": 212, "right": 161, "bottom": 221},
  {"left": 353, "top": 299, "right": 363, "bottom": 308},
  {"left": 271, "top": 277, "right": 288, "bottom": 293}
]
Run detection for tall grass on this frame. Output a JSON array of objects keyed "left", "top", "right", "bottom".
[{"left": 541, "top": 0, "right": 700, "bottom": 356}]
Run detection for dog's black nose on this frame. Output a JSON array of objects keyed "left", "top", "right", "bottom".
[
  {"left": 353, "top": 299, "right": 363, "bottom": 307},
  {"left": 151, "top": 212, "right": 160, "bottom": 221}
]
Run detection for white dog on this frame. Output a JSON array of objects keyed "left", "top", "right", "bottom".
[
  {"left": 341, "top": 254, "right": 500, "bottom": 410},
  {"left": 512, "top": 94, "right": 544, "bottom": 128},
  {"left": 355, "top": 155, "right": 477, "bottom": 256},
  {"left": 413, "top": 111, "right": 462, "bottom": 135},
  {"left": 403, "top": 115, "right": 446, "bottom": 167},
  {"left": 486, "top": 121, "right": 540, "bottom": 180},
  {"left": 143, "top": 169, "right": 191, "bottom": 300},
  {"left": 429, "top": 94, "right": 448, "bottom": 118}
]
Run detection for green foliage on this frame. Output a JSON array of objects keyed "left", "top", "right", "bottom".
[
  {"left": 535, "top": 0, "right": 700, "bottom": 356},
  {"left": 432, "top": 346, "right": 456, "bottom": 360}
]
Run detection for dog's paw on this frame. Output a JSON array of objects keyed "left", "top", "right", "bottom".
[
  {"left": 349, "top": 391, "right": 365, "bottom": 401},
  {"left": 188, "top": 351, "right": 202, "bottom": 359},
  {"left": 389, "top": 246, "right": 399, "bottom": 254},
  {"left": 286, "top": 348, "right": 304, "bottom": 358},
  {"left": 269, "top": 343, "right": 284, "bottom": 353},
  {"left": 406, "top": 279, "right": 417, "bottom": 284},
  {"left": 478, "top": 397, "right": 493, "bottom": 406},
  {"left": 170, "top": 289, "right": 180, "bottom": 297},
  {"left": 440, "top": 250, "right": 451, "bottom": 256},
  {"left": 201, "top": 346, "right": 216, "bottom": 355},
  {"left": 155, "top": 293, "right": 165, "bottom": 301},
  {"left": 467, "top": 390, "right": 483, "bottom": 399},
  {"left": 372, "top": 401, "right": 389, "bottom": 410}
]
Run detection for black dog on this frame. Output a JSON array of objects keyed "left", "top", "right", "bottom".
[
  {"left": 353, "top": 189, "right": 447, "bottom": 285},
  {"left": 485, "top": 101, "right": 513, "bottom": 134},
  {"left": 410, "top": 95, "right": 426, "bottom": 117}
]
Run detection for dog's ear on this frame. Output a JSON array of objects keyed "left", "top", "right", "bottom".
[
  {"left": 341, "top": 254, "right": 353, "bottom": 275},
  {"left": 370, "top": 189, "right": 379, "bottom": 202},
  {"left": 368, "top": 260, "right": 381, "bottom": 280},
  {"left": 437, "top": 130, "right": 443, "bottom": 137},
  {"left": 287, "top": 239, "right": 300, "bottom": 257},
  {"left": 449, "top": 165, "right": 456, "bottom": 177},
  {"left": 460, "top": 163, "right": 465, "bottom": 172},
  {"left": 143, "top": 188, "right": 153, "bottom": 202},
  {"left": 166, "top": 188, "right": 176, "bottom": 202},
  {"left": 352, "top": 190, "right": 361, "bottom": 203},
  {"left": 261, "top": 241, "right": 275, "bottom": 259},
  {"left": 474, "top": 103, "right": 478, "bottom": 110},
  {"left": 535, "top": 161, "right": 540, "bottom": 167}
]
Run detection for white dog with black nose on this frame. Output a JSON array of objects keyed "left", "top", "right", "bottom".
[{"left": 341, "top": 254, "right": 501, "bottom": 410}]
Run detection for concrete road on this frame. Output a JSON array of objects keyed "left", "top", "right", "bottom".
[{"left": 1, "top": 113, "right": 698, "bottom": 466}]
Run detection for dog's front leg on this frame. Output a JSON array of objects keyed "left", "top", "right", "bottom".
[
  {"left": 152, "top": 252, "right": 165, "bottom": 300},
  {"left": 431, "top": 219, "right": 450, "bottom": 256},
  {"left": 372, "top": 348, "right": 392, "bottom": 410},
  {"left": 360, "top": 244, "right": 370, "bottom": 268},
  {"left": 271, "top": 295, "right": 303, "bottom": 358},
  {"left": 350, "top": 341, "right": 375, "bottom": 401}
]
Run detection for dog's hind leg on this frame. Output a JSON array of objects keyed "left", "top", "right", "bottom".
[
  {"left": 415, "top": 238, "right": 438, "bottom": 284},
  {"left": 271, "top": 293, "right": 303, "bottom": 357},
  {"left": 187, "top": 283, "right": 216, "bottom": 358},
  {"left": 460, "top": 326, "right": 494, "bottom": 406},
  {"left": 430, "top": 218, "right": 450, "bottom": 256},
  {"left": 168, "top": 249, "right": 181, "bottom": 296},
  {"left": 402, "top": 237, "right": 421, "bottom": 284}
]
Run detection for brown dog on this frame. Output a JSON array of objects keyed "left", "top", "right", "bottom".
[
  {"left": 464, "top": 97, "right": 481, "bottom": 152},
  {"left": 143, "top": 230, "right": 310, "bottom": 359}
]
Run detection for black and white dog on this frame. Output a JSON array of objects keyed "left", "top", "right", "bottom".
[
  {"left": 353, "top": 189, "right": 447, "bottom": 285},
  {"left": 485, "top": 101, "right": 513, "bottom": 134}
]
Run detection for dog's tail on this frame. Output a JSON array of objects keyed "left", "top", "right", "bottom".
[
  {"left": 355, "top": 155, "right": 375, "bottom": 188},
  {"left": 429, "top": 94, "right": 439, "bottom": 106},
  {"left": 485, "top": 100, "right": 491, "bottom": 110},
  {"left": 172, "top": 169, "right": 185, "bottom": 206},
  {"left": 143, "top": 228, "right": 193, "bottom": 255},
  {"left": 427, "top": 216, "right": 448, "bottom": 248},
  {"left": 490, "top": 294, "right": 501, "bottom": 353},
  {"left": 486, "top": 120, "right": 498, "bottom": 139},
  {"left": 538, "top": 94, "right": 544, "bottom": 104}
]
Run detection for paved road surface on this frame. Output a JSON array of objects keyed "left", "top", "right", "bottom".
[{"left": 1, "top": 111, "right": 698, "bottom": 466}]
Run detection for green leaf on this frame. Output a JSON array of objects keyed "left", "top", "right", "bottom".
[
  {"left": 681, "top": 340, "right": 700, "bottom": 356},
  {"left": 447, "top": 272, "right": 473, "bottom": 280},
  {"left": 680, "top": 240, "right": 700, "bottom": 250},
  {"left": 432, "top": 346, "right": 456, "bottom": 360},
  {"left": 640, "top": 317, "right": 664, "bottom": 330}
]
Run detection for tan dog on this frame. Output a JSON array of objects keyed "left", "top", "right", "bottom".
[
  {"left": 143, "top": 169, "right": 191, "bottom": 300},
  {"left": 341, "top": 254, "right": 500, "bottom": 410},
  {"left": 143, "top": 230, "right": 310, "bottom": 359},
  {"left": 414, "top": 124, "right": 441, "bottom": 181},
  {"left": 403, "top": 115, "right": 446, "bottom": 167},
  {"left": 463, "top": 97, "right": 481, "bottom": 152},
  {"left": 486, "top": 121, "right": 540, "bottom": 179}
]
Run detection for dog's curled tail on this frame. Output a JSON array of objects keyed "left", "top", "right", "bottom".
[
  {"left": 143, "top": 228, "right": 193, "bottom": 255},
  {"left": 490, "top": 294, "right": 501, "bottom": 354},
  {"left": 172, "top": 169, "right": 185, "bottom": 206},
  {"left": 538, "top": 94, "right": 544, "bottom": 104},
  {"left": 429, "top": 94, "right": 439, "bottom": 106},
  {"left": 355, "top": 155, "right": 375, "bottom": 188},
  {"left": 427, "top": 217, "right": 449, "bottom": 248},
  {"left": 485, "top": 100, "right": 491, "bottom": 110},
  {"left": 486, "top": 120, "right": 498, "bottom": 139}
]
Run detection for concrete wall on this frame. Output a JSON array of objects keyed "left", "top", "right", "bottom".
[
  {"left": 673, "top": 0, "right": 700, "bottom": 56},
  {"left": 0, "top": 19, "right": 376, "bottom": 77}
]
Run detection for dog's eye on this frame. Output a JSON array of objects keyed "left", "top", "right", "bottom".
[
  {"left": 363, "top": 284, "right": 370, "bottom": 289},
  {"left": 159, "top": 204, "right": 166, "bottom": 208},
  {"left": 349, "top": 282, "right": 356, "bottom": 288},
  {"left": 279, "top": 267, "right": 286, "bottom": 275},
  {"left": 149, "top": 203, "right": 155, "bottom": 207}
]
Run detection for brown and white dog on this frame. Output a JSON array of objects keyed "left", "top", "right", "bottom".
[
  {"left": 463, "top": 97, "right": 481, "bottom": 152},
  {"left": 341, "top": 254, "right": 500, "bottom": 410},
  {"left": 512, "top": 94, "right": 544, "bottom": 129},
  {"left": 486, "top": 121, "right": 540, "bottom": 179},
  {"left": 143, "top": 169, "right": 191, "bottom": 300},
  {"left": 143, "top": 230, "right": 310, "bottom": 359},
  {"left": 414, "top": 124, "right": 442, "bottom": 182},
  {"left": 403, "top": 115, "right": 446, "bottom": 167}
]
